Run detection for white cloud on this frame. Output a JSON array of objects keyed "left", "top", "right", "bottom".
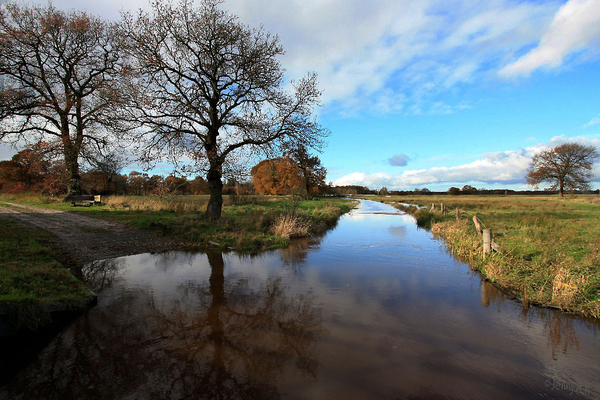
[
  {"left": 225, "top": 0, "right": 559, "bottom": 115},
  {"left": 21, "top": 0, "right": 595, "bottom": 115},
  {"left": 499, "top": 0, "right": 600, "bottom": 77},
  {"left": 584, "top": 116, "right": 600, "bottom": 128},
  {"left": 334, "top": 136, "right": 600, "bottom": 189}
]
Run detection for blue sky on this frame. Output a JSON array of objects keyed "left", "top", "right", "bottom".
[{"left": 2, "top": 0, "right": 600, "bottom": 191}]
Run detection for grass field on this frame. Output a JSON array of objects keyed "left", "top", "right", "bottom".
[
  {"left": 0, "top": 193, "right": 356, "bottom": 253},
  {"left": 363, "top": 194, "right": 600, "bottom": 318},
  {"left": 0, "top": 217, "right": 93, "bottom": 327}
]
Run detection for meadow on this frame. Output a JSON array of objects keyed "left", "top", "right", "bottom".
[
  {"left": 366, "top": 194, "right": 600, "bottom": 318},
  {"left": 0, "top": 193, "right": 355, "bottom": 253}
]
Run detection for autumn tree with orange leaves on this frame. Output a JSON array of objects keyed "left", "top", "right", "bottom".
[{"left": 251, "top": 158, "right": 304, "bottom": 196}]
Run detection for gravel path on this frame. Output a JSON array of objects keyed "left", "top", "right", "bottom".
[{"left": 0, "top": 202, "right": 174, "bottom": 263}]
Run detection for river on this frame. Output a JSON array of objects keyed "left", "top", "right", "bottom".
[{"left": 2, "top": 200, "right": 599, "bottom": 399}]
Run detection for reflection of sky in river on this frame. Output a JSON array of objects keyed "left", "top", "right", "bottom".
[
  {"left": 3, "top": 200, "right": 599, "bottom": 400},
  {"left": 115, "top": 202, "right": 600, "bottom": 398}
]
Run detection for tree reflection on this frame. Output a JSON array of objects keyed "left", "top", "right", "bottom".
[
  {"left": 80, "top": 258, "right": 124, "bottom": 292},
  {"left": 2, "top": 252, "right": 323, "bottom": 399},
  {"left": 521, "top": 307, "right": 589, "bottom": 360},
  {"left": 480, "top": 281, "right": 595, "bottom": 361},
  {"left": 278, "top": 237, "right": 322, "bottom": 275}
]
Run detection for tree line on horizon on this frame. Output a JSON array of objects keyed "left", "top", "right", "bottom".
[
  {"left": 2, "top": 140, "right": 598, "bottom": 197},
  {"left": 0, "top": 141, "right": 332, "bottom": 197}
]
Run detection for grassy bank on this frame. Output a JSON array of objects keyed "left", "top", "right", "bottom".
[
  {"left": 0, "top": 193, "right": 356, "bottom": 253},
  {"left": 0, "top": 218, "right": 93, "bottom": 329},
  {"left": 362, "top": 194, "right": 600, "bottom": 318}
]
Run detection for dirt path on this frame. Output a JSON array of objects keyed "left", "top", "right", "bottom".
[{"left": 0, "top": 202, "right": 175, "bottom": 263}]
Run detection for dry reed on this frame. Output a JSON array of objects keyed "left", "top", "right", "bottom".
[{"left": 272, "top": 214, "right": 310, "bottom": 239}]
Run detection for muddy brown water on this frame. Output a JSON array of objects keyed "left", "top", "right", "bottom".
[{"left": 2, "top": 200, "right": 599, "bottom": 399}]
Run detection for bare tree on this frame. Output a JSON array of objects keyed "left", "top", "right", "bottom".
[
  {"left": 120, "top": 0, "right": 327, "bottom": 219},
  {"left": 526, "top": 143, "right": 599, "bottom": 197},
  {"left": 0, "top": 3, "right": 123, "bottom": 196}
]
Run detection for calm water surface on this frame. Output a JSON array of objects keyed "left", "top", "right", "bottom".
[{"left": 2, "top": 200, "right": 599, "bottom": 399}]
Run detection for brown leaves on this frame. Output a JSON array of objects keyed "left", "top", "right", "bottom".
[
  {"left": 526, "top": 143, "right": 599, "bottom": 195},
  {"left": 251, "top": 157, "right": 304, "bottom": 195}
]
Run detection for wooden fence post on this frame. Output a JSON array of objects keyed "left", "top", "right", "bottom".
[
  {"left": 483, "top": 229, "right": 492, "bottom": 257},
  {"left": 441, "top": 203, "right": 446, "bottom": 216},
  {"left": 455, "top": 207, "right": 460, "bottom": 221},
  {"left": 473, "top": 216, "right": 483, "bottom": 234},
  {"left": 431, "top": 203, "right": 435, "bottom": 212}
]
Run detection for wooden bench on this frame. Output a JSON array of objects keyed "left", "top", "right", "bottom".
[{"left": 67, "top": 195, "right": 102, "bottom": 206}]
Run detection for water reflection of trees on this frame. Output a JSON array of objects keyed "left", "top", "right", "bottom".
[
  {"left": 2, "top": 252, "right": 323, "bottom": 400},
  {"left": 522, "top": 308, "right": 588, "bottom": 360},
  {"left": 480, "top": 281, "right": 600, "bottom": 361},
  {"left": 80, "top": 258, "right": 124, "bottom": 292},
  {"left": 278, "top": 237, "right": 320, "bottom": 275}
]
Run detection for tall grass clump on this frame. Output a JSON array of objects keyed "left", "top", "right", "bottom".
[
  {"left": 413, "top": 208, "right": 444, "bottom": 229},
  {"left": 271, "top": 213, "right": 310, "bottom": 239}
]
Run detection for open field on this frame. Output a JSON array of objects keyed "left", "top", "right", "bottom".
[
  {"left": 0, "top": 193, "right": 356, "bottom": 253},
  {"left": 362, "top": 194, "right": 600, "bottom": 318}
]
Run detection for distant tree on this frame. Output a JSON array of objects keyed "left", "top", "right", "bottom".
[
  {"left": 119, "top": 0, "right": 327, "bottom": 219},
  {"left": 284, "top": 144, "right": 327, "bottom": 197},
  {"left": 379, "top": 187, "right": 389, "bottom": 196},
  {"left": 127, "top": 171, "right": 148, "bottom": 195},
  {"left": 448, "top": 187, "right": 460, "bottom": 195},
  {"left": 143, "top": 175, "right": 162, "bottom": 195},
  {"left": 526, "top": 143, "right": 599, "bottom": 197},
  {"left": 82, "top": 171, "right": 111, "bottom": 195},
  {"left": 461, "top": 185, "right": 477, "bottom": 194},
  {"left": 251, "top": 158, "right": 304, "bottom": 195},
  {"left": 0, "top": 141, "right": 60, "bottom": 193},
  {"left": 190, "top": 176, "right": 209, "bottom": 195},
  {"left": 0, "top": 3, "right": 124, "bottom": 196},
  {"left": 82, "top": 151, "right": 126, "bottom": 195},
  {"left": 43, "top": 163, "right": 69, "bottom": 196}
]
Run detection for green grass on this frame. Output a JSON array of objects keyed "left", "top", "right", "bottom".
[
  {"left": 0, "top": 193, "right": 356, "bottom": 253},
  {"left": 363, "top": 194, "right": 600, "bottom": 318},
  {"left": 0, "top": 218, "right": 92, "bottom": 307},
  {"left": 0, "top": 194, "right": 353, "bottom": 326}
]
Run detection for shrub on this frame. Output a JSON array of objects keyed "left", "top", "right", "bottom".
[{"left": 272, "top": 213, "right": 310, "bottom": 239}]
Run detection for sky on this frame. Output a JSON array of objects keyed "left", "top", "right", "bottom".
[{"left": 2, "top": 0, "right": 600, "bottom": 191}]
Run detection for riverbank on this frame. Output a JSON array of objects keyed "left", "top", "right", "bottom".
[
  {"left": 360, "top": 194, "right": 600, "bottom": 319},
  {"left": 0, "top": 217, "right": 95, "bottom": 334},
  {"left": 0, "top": 194, "right": 355, "bottom": 325},
  {"left": 1, "top": 194, "right": 355, "bottom": 253}
]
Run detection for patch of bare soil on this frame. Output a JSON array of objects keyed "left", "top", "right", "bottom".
[{"left": 0, "top": 202, "right": 175, "bottom": 264}]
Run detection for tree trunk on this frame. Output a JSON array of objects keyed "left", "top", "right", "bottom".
[
  {"left": 64, "top": 145, "right": 82, "bottom": 197},
  {"left": 206, "top": 163, "right": 223, "bottom": 220},
  {"left": 303, "top": 170, "right": 311, "bottom": 199},
  {"left": 559, "top": 181, "right": 564, "bottom": 198}
]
